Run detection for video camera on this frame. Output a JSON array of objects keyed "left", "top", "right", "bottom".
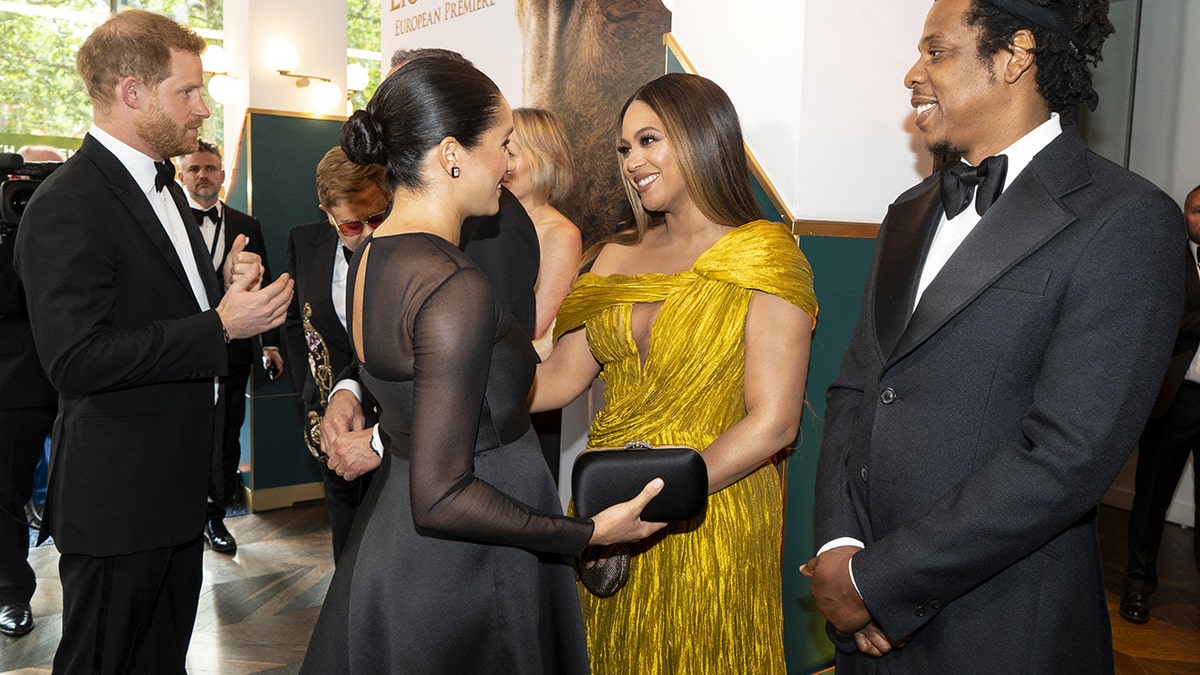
[{"left": 1, "top": 152, "right": 63, "bottom": 240}]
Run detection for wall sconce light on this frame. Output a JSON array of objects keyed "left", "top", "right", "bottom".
[
  {"left": 266, "top": 43, "right": 300, "bottom": 74},
  {"left": 267, "top": 42, "right": 344, "bottom": 112},
  {"left": 207, "top": 74, "right": 240, "bottom": 105},
  {"left": 347, "top": 63, "right": 369, "bottom": 95},
  {"left": 202, "top": 43, "right": 239, "bottom": 105},
  {"left": 308, "top": 79, "right": 345, "bottom": 112}
]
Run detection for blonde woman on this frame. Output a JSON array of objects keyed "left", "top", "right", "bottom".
[{"left": 502, "top": 107, "right": 583, "bottom": 360}]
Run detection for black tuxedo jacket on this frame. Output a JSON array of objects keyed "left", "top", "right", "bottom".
[
  {"left": 284, "top": 222, "right": 359, "bottom": 456},
  {"left": 215, "top": 203, "right": 280, "bottom": 368},
  {"left": 461, "top": 187, "right": 539, "bottom": 337},
  {"left": 14, "top": 134, "right": 228, "bottom": 557},
  {"left": 0, "top": 235, "right": 54, "bottom": 409},
  {"left": 815, "top": 129, "right": 1185, "bottom": 672}
]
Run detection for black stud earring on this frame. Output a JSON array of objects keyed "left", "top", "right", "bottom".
[{"left": 451, "top": 167, "right": 460, "bottom": 178}]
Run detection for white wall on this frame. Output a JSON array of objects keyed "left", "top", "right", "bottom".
[
  {"left": 379, "top": 0, "right": 525, "bottom": 104},
  {"left": 670, "top": 0, "right": 933, "bottom": 223},
  {"left": 222, "top": 0, "right": 349, "bottom": 159}
]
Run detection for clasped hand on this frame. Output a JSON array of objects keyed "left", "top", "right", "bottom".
[
  {"left": 321, "top": 389, "right": 380, "bottom": 480},
  {"left": 215, "top": 234, "right": 293, "bottom": 340},
  {"left": 800, "top": 545, "right": 898, "bottom": 657}
]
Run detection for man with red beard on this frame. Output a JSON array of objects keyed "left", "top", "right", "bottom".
[
  {"left": 804, "top": 0, "right": 1184, "bottom": 672},
  {"left": 14, "top": 10, "right": 292, "bottom": 672}
]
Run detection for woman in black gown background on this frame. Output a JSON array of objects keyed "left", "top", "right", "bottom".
[{"left": 299, "top": 58, "right": 665, "bottom": 674}]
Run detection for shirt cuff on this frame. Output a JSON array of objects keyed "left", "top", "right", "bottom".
[
  {"left": 817, "top": 537, "right": 865, "bottom": 555},
  {"left": 370, "top": 424, "right": 383, "bottom": 458},
  {"left": 817, "top": 537, "right": 865, "bottom": 599},
  {"left": 331, "top": 378, "right": 362, "bottom": 402}
]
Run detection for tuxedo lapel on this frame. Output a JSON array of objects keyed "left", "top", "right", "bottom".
[
  {"left": 84, "top": 138, "right": 199, "bottom": 309},
  {"left": 889, "top": 133, "right": 1086, "bottom": 364},
  {"left": 82, "top": 136, "right": 223, "bottom": 309},
  {"left": 875, "top": 181, "right": 942, "bottom": 361},
  {"left": 168, "top": 181, "right": 222, "bottom": 306}
]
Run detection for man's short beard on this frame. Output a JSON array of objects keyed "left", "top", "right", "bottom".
[
  {"left": 136, "top": 100, "right": 198, "bottom": 159},
  {"left": 926, "top": 140, "right": 952, "bottom": 162}
]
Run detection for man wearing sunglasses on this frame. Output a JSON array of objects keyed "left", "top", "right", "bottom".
[{"left": 283, "top": 146, "right": 389, "bottom": 563}]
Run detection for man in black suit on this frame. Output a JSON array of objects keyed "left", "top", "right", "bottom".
[
  {"left": 1120, "top": 184, "right": 1200, "bottom": 624},
  {"left": 284, "top": 146, "right": 389, "bottom": 563},
  {"left": 803, "top": 0, "right": 1184, "bottom": 671},
  {"left": 14, "top": 10, "right": 292, "bottom": 672},
  {"left": 0, "top": 213, "right": 56, "bottom": 638},
  {"left": 179, "top": 139, "right": 284, "bottom": 555}
]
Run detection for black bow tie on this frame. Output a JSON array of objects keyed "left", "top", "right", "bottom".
[
  {"left": 940, "top": 155, "right": 1008, "bottom": 219},
  {"left": 191, "top": 206, "right": 220, "bottom": 226},
  {"left": 153, "top": 160, "right": 175, "bottom": 192}
]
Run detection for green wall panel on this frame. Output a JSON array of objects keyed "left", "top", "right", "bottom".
[
  {"left": 784, "top": 234, "right": 875, "bottom": 673},
  {"left": 231, "top": 112, "right": 346, "bottom": 495}
]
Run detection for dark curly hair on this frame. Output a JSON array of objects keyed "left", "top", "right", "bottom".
[
  {"left": 966, "top": 0, "right": 1113, "bottom": 116},
  {"left": 340, "top": 57, "right": 505, "bottom": 191}
]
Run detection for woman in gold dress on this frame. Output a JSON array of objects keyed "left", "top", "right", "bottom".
[{"left": 532, "top": 73, "right": 818, "bottom": 673}]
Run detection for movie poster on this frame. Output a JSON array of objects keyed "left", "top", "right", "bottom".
[{"left": 381, "top": 0, "right": 672, "bottom": 244}]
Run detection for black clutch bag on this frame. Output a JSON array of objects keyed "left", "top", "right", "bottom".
[{"left": 572, "top": 442, "right": 708, "bottom": 523}]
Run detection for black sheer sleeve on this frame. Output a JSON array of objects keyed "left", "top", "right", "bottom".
[{"left": 356, "top": 236, "right": 593, "bottom": 557}]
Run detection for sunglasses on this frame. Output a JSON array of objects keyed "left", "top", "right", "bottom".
[{"left": 330, "top": 208, "right": 388, "bottom": 236}]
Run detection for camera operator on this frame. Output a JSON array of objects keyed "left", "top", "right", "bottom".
[{"left": 0, "top": 146, "right": 60, "bottom": 638}]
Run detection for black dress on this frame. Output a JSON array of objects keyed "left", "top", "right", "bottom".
[{"left": 301, "top": 233, "right": 592, "bottom": 674}]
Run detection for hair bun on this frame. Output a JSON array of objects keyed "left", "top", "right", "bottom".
[{"left": 341, "top": 109, "right": 388, "bottom": 166}]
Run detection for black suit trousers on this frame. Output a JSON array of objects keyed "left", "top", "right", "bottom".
[
  {"left": 0, "top": 405, "right": 55, "bottom": 605},
  {"left": 54, "top": 536, "right": 204, "bottom": 675},
  {"left": 1125, "top": 380, "right": 1200, "bottom": 595},
  {"left": 209, "top": 363, "right": 250, "bottom": 520},
  {"left": 321, "top": 464, "right": 372, "bottom": 564}
]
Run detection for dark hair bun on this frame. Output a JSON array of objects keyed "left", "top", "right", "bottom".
[{"left": 341, "top": 109, "right": 388, "bottom": 166}]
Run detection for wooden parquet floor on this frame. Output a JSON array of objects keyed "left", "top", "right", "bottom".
[
  {"left": 0, "top": 502, "right": 334, "bottom": 675},
  {"left": 0, "top": 503, "right": 1196, "bottom": 674}
]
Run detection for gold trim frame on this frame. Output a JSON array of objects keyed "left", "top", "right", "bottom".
[{"left": 663, "top": 33, "right": 878, "bottom": 240}]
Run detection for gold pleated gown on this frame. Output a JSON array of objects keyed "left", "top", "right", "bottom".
[{"left": 555, "top": 220, "right": 818, "bottom": 674}]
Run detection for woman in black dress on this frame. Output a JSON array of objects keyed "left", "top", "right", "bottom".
[{"left": 300, "top": 58, "right": 665, "bottom": 674}]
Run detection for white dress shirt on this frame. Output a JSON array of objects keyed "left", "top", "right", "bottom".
[
  {"left": 913, "top": 113, "right": 1064, "bottom": 308},
  {"left": 90, "top": 125, "right": 212, "bottom": 314},
  {"left": 186, "top": 196, "right": 225, "bottom": 271}
]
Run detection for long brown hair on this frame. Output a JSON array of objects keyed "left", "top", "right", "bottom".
[{"left": 581, "top": 73, "right": 762, "bottom": 270}]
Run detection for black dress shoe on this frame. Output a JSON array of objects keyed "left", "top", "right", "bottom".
[
  {"left": 204, "top": 519, "right": 237, "bottom": 554},
  {"left": 0, "top": 603, "right": 34, "bottom": 637},
  {"left": 1119, "top": 592, "right": 1150, "bottom": 624}
]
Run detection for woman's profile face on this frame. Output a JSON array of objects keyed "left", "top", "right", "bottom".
[
  {"left": 459, "top": 99, "right": 515, "bottom": 217},
  {"left": 500, "top": 137, "right": 534, "bottom": 203},
  {"left": 618, "top": 100, "right": 687, "bottom": 215}
]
